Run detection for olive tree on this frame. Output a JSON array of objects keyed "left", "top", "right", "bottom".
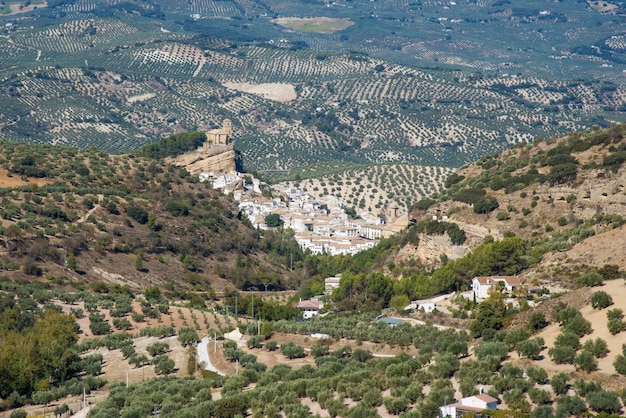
[{"left": 590, "top": 291, "right": 613, "bottom": 309}]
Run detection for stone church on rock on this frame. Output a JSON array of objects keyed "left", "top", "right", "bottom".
[{"left": 204, "top": 119, "right": 232, "bottom": 148}]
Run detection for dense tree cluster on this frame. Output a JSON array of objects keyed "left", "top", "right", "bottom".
[
  {"left": 412, "top": 220, "right": 467, "bottom": 245},
  {"left": 0, "top": 303, "right": 80, "bottom": 399},
  {"left": 138, "top": 131, "right": 207, "bottom": 160}
]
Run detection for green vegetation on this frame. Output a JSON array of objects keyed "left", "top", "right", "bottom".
[
  {"left": 264, "top": 213, "right": 283, "bottom": 228},
  {"left": 591, "top": 291, "right": 613, "bottom": 309},
  {"left": 413, "top": 220, "right": 467, "bottom": 245},
  {"left": 0, "top": 0, "right": 623, "bottom": 171},
  {"left": 138, "top": 131, "right": 207, "bottom": 160}
]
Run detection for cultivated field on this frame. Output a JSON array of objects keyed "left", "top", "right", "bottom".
[
  {"left": 272, "top": 17, "right": 354, "bottom": 34},
  {"left": 0, "top": 0, "right": 624, "bottom": 171},
  {"left": 281, "top": 163, "right": 454, "bottom": 213}
]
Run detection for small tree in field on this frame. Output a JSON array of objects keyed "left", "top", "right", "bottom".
[
  {"left": 550, "top": 373, "right": 569, "bottom": 396},
  {"left": 153, "top": 355, "right": 175, "bottom": 375},
  {"left": 574, "top": 350, "right": 597, "bottom": 372},
  {"left": 281, "top": 342, "right": 305, "bottom": 359},
  {"left": 528, "top": 312, "right": 548, "bottom": 331},
  {"left": 613, "top": 344, "right": 626, "bottom": 375},
  {"left": 591, "top": 291, "right": 613, "bottom": 309},
  {"left": 134, "top": 250, "right": 143, "bottom": 271},
  {"left": 389, "top": 294, "right": 410, "bottom": 312},
  {"left": 178, "top": 327, "right": 199, "bottom": 347}
]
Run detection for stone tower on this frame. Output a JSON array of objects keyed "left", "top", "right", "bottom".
[
  {"left": 223, "top": 118, "right": 232, "bottom": 141},
  {"left": 205, "top": 119, "right": 233, "bottom": 147}
]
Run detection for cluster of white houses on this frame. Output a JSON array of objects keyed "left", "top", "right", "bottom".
[{"left": 237, "top": 183, "right": 406, "bottom": 256}]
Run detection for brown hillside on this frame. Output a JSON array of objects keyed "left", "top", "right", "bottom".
[
  {"left": 0, "top": 141, "right": 298, "bottom": 296},
  {"left": 407, "top": 123, "right": 626, "bottom": 282}
]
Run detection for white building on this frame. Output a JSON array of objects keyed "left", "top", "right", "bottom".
[
  {"left": 472, "top": 276, "right": 521, "bottom": 299},
  {"left": 295, "top": 299, "right": 320, "bottom": 319},
  {"left": 325, "top": 275, "right": 342, "bottom": 295},
  {"left": 413, "top": 299, "right": 436, "bottom": 313},
  {"left": 333, "top": 225, "right": 359, "bottom": 237},
  {"left": 439, "top": 394, "right": 497, "bottom": 417}
]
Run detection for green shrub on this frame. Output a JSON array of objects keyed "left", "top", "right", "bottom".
[
  {"left": 547, "top": 163, "right": 577, "bottom": 185},
  {"left": 496, "top": 211, "right": 510, "bottom": 221},
  {"left": 473, "top": 196, "right": 499, "bottom": 214},
  {"left": 548, "top": 345, "right": 576, "bottom": 364},
  {"left": 574, "top": 350, "right": 597, "bottom": 372},
  {"left": 178, "top": 327, "right": 199, "bottom": 347},
  {"left": 454, "top": 187, "right": 486, "bottom": 204},
  {"left": 550, "top": 373, "right": 568, "bottom": 395},
  {"left": 411, "top": 198, "right": 436, "bottom": 210},
  {"left": 528, "top": 312, "right": 548, "bottom": 331},
  {"left": 147, "top": 341, "right": 169, "bottom": 357},
  {"left": 582, "top": 338, "right": 608, "bottom": 358},
  {"left": 608, "top": 318, "right": 626, "bottom": 335},
  {"left": 577, "top": 271, "right": 603, "bottom": 287},
  {"left": 614, "top": 344, "right": 626, "bottom": 375},
  {"left": 152, "top": 355, "right": 175, "bottom": 375},
  {"left": 247, "top": 335, "right": 263, "bottom": 349},
  {"left": 590, "top": 291, "right": 613, "bottom": 309},
  {"left": 281, "top": 342, "right": 305, "bottom": 359},
  {"left": 444, "top": 173, "right": 465, "bottom": 188},
  {"left": 126, "top": 204, "right": 148, "bottom": 224},
  {"left": 587, "top": 390, "right": 622, "bottom": 414}
]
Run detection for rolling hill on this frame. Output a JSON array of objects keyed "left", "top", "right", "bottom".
[{"left": 0, "top": 0, "right": 624, "bottom": 175}]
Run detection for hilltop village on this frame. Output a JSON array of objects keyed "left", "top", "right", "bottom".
[
  {"left": 171, "top": 120, "right": 409, "bottom": 255},
  {"left": 237, "top": 180, "right": 409, "bottom": 255}
]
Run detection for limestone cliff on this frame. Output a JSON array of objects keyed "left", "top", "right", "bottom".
[
  {"left": 167, "top": 143, "right": 237, "bottom": 176},
  {"left": 396, "top": 233, "right": 470, "bottom": 268}
]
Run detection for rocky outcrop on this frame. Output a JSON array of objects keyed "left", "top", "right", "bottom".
[
  {"left": 397, "top": 233, "right": 470, "bottom": 268},
  {"left": 533, "top": 169, "right": 626, "bottom": 218},
  {"left": 167, "top": 143, "right": 237, "bottom": 176}
]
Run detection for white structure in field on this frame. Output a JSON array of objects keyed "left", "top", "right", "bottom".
[
  {"left": 324, "top": 275, "right": 342, "bottom": 295},
  {"left": 472, "top": 276, "right": 521, "bottom": 299},
  {"left": 294, "top": 299, "right": 321, "bottom": 319},
  {"left": 439, "top": 394, "right": 497, "bottom": 417},
  {"left": 413, "top": 299, "right": 436, "bottom": 313}
]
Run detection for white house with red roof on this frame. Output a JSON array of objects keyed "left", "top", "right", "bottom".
[
  {"left": 294, "top": 299, "right": 321, "bottom": 319},
  {"left": 439, "top": 393, "right": 497, "bottom": 417},
  {"left": 472, "top": 276, "right": 521, "bottom": 299}
]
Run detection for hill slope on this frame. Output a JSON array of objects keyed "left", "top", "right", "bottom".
[
  {"left": 402, "top": 123, "right": 626, "bottom": 285},
  {"left": 0, "top": 0, "right": 625, "bottom": 171},
  {"left": 0, "top": 140, "right": 301, "bottom": 295}
]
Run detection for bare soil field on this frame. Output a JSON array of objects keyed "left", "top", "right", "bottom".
[
  {"left": 271, "top": 17, "right": 354, "bottom": 34},
  {"left": 517, "top": 279, "right": 626, "bottom": 390},
  {"left": 546, "top": 224, "right": 626, "bottom": 272},
  {"left": 223, "top": 81, "right": 297, "bottom": 103},
  {"left": 8, "top": 1, "right": 47, "bottom": 15},
  {"left": 0, "top": 170, "right": 53, "bottom": 188}
]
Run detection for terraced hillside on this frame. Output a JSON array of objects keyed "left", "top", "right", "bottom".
[
  {"left": 0, "top": 19, "right": 623, "bottom": 170},
  {"left": 0, "top": 0, "right": 624, "bottom": 178},
  {"left": 280, "top": 163, "right": 455, "bottom": 214}
]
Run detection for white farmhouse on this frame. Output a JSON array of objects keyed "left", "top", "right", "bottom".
[
  {"left": 439, "top": 394, "right": 497, "bottom": 417},
  {"left": 472, "top": 276, "right": 521, "bottom": 299},
  {"left": 413, "top": 299, "right": 436, "bottom": 313},
  {"left": 295, "top": 299, "right": 320, "bottom": 319}
]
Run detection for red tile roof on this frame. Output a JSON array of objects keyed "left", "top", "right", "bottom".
[
  {"left": 295, "top": 300, "right": 319, "bottom": 310},
  {"left": 473, "top": 394, "right": 498, "bottom": 403}
]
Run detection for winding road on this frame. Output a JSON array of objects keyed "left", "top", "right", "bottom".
[{"left": 197, "top": 336, "right": 225, "bottom": 376}]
